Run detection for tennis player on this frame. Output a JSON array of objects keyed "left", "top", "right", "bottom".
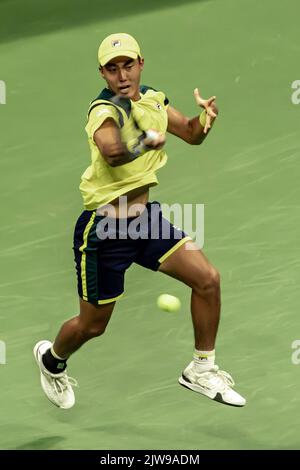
[{"left": 34, "top": 33, "right": 246, "bottom": 408}]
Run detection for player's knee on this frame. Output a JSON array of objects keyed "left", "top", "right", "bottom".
[
  {"left": 204, "top": 266, "right": 220, "bottom": 291},
  {"left": 85, "top": 323, "right": 107, "bottom": 338},
  {"left": 77, "top": 320, "right": 108, "bottom": 339},
  {"left": 194, "top": 266, "right": 220, "bottom": 296}
]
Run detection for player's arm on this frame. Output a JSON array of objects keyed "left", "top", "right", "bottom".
[
  {"left": 167, "top": 88, "right": 218, "bottom": 145},
  {"left": 94, "top": 118, "right": 165, "bottom": 167}
]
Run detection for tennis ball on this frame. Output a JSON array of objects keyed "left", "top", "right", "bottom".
[{"left": 157, "top": 294, "right": 181, "bottom": 312}]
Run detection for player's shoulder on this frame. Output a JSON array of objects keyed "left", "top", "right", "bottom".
[
  {"left": 139, "top": 85, "right": 169, "bottom": 106},
  {"left": 139, "top": 84, "right": 158, "bottom": 94},
  {"left": 87, "top": 88, "right": 115, "bottom": 114},
  {"left": 87, "top": 88, "right": 126, "bottom": 126}
]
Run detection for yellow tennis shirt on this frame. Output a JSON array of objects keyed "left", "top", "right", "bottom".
[{"left": 80, "top": 85, "right": 169, "bottom": 210}]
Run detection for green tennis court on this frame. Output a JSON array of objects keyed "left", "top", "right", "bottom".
[{"left": 0, "top": 0, "right": 300, "bottom": 450}]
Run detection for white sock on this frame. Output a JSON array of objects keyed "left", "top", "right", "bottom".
[
  {"left": 193, "top": 349, "right": 215, "bottom": 372},
  {"left": 51, "top": 347, "right": 67, "bottom": 361}
]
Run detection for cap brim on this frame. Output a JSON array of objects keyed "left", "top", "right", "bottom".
[{"left": 99, "top": 50, "right": 138, "bottom": 66}]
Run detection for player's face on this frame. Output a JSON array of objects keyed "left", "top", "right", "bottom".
[{"left": 100, "top": 56, "right": 144, "bottom": 101}]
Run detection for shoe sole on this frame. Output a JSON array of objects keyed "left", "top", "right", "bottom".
[{"left": 178, "top": 376, "right": 245, "bottom": 407}]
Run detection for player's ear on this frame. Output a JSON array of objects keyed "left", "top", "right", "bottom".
[
  {"left": 139, "top": 57, "right": 144, "bottom": 71},
  {"left": 99, "top": 65, "right": 105, "bottom": 78}
]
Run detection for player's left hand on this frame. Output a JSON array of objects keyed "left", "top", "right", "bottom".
[{"left": 194, "top": 88, "right": 218, "bottom": 134}]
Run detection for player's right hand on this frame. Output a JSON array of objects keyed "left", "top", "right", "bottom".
[{"left": 143, "top": 129, "right": 166, "bottom": 150}]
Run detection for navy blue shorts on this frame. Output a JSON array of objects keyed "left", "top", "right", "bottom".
[{"left": 73, "top": 201, "right": 191, "bottom": 304}]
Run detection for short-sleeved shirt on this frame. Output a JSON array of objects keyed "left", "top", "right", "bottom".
[{"left": 79, "top": 85, "right": 169, "bottom": 210}]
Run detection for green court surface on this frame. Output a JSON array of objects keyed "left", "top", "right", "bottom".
[{"left": 1, "top": 0, "right": 300, "bottom": 450}]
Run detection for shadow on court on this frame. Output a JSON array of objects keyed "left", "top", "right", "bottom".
[
  {"left": 0, "top": 0, "right": 209, "bottom": 44},
  {"left": 15, "top": 435, "right": 65, "bottom": 450}
]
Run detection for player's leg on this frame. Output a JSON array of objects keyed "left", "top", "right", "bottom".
[
  {"left": 44, "top": 208, "right": 123, "bottom": 366},
  {"left": 135, "top": 202, "right": 245, "bottom": 406},
  {"left": 52, "top": 298, "right": 115, "bottom": 359},
  {"left": 135, "top": 202, "right": 220, "bottom": 351},
  {"left": 33, "top": 299, "right": 116, "bottom": 410},
  {"left": 158, "top": 240, "right": 245, "bottom": 406},
  {"left": 34, "top": 209, "right": 135, "bottom": 409},
  {"left": 158, "top": 240, "right": 220, "bottom": 351}
]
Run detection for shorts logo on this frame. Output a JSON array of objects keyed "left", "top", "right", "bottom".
[{"left": 112, "top": 40, "right": 121, "bottom": 47}]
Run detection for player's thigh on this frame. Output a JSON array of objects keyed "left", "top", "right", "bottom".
[
  {"left": 158, "top": 240, "right": 219, "bottom": 289},
  {"left": 78, "top": 297, "right": 116, "bottom": 331}
]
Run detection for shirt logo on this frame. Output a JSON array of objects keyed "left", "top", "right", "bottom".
[
  {"left": 156, "top": 103, "right": 162, "bottom": 110},
  {"left": 96, "top": 109, "right": 110, "bottom": 117}
]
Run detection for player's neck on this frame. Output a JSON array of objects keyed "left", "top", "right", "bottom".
[{"left": 130, "top": 89, "right": 141, "bottom": 101}]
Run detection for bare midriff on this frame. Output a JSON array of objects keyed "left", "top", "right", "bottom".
[{"left": 96, "top": 184, "right": 150, "bottom": 218}]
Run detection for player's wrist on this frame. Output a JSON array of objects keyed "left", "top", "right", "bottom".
[
  {"left": 199, "top": 110, "right": 216, "bottom": 131},
  {"left": 199, "top": 110, "right": 207, "bottom": 128},
  {"left": 126, "top": 133, "right": 148, "bottom": 160},
  {"left": 126, "top": 130, "right": 161, "bottom": 161}
]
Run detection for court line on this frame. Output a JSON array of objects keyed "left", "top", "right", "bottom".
[
  {"left": 0, "top": 232, "right": 67, "bottom": 256},
  {"left": 127, "top": 383, "right": 177, "bottom": 400},
  {"left": 224, "top": 131, "right": 299, "bottom": 164},
  {"left": 0, "top": 269, "right": 72, "bottom": 288}
]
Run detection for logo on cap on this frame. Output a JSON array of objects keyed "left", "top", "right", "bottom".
[{"left": 112, "top": 40, "right": 121, "bottom": 47}]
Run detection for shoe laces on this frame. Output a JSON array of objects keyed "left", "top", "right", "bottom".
[
  {"left": 46, "top": 370, "right": 78, "bottom": 395},
  {"left": 196, "top": 366, "right": 235, "bottom": 390}
]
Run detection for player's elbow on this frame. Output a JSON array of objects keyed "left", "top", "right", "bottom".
[
  {"left": 102, "top": 144, "right": 126, "bottom": 167},
  {"left": 107, "top": 157, "right": 122, "bottom": 167},
  {"left": 104, "top": 153, "right": 123, "bottom": 167}
]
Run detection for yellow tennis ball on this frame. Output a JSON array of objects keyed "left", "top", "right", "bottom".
[{"left": 157, "top": 294, "right": 181, "bottom": 312}]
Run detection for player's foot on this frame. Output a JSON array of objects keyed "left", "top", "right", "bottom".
[
  {"left": 33, "top": 340, "right": 78, "bottom": 409},
  {"left": 178, "top": 361, "right": 246, "bottom": 407}
]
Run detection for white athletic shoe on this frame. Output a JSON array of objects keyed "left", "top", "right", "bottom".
[
  {"left": 178, "top": 361, "right": 246, "bottom": 407},
  {"left": 33, "top": 340, "right": 78, "bottom": 409}
]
